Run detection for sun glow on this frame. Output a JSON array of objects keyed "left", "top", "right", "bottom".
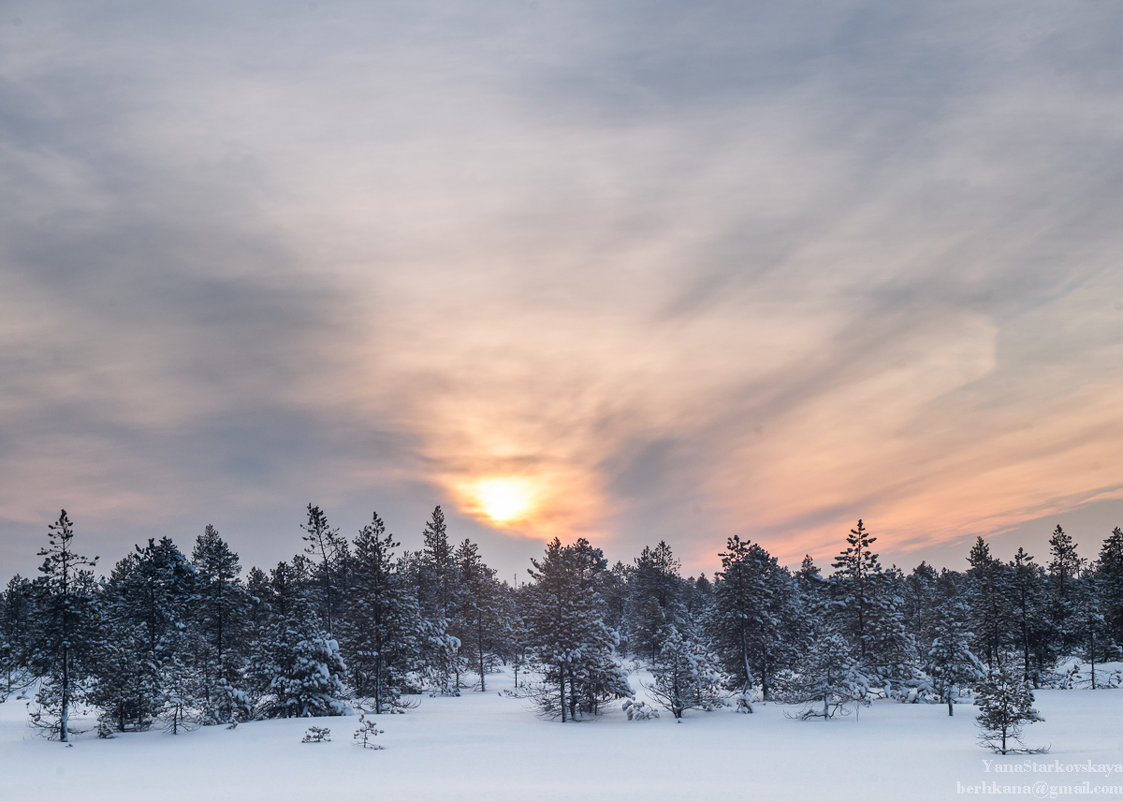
[{"left": 472, "top": 478, "right": 535, "bottom": 524}]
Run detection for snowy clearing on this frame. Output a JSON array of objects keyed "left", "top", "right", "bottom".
[{"left": 3, "top": 670, "right": 1122, "bottom": 801}]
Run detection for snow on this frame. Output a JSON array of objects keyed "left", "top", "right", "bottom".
[{"left": 2, "top": 669, "right": 1122, "bottom": 801}]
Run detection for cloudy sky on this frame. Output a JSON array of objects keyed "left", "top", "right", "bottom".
[{"left": 3, "top": 0, "right": 1122, "bottom": 581}]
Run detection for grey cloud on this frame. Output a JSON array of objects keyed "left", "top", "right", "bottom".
[{"left": 4, "top": 0, "right": 1123, "bottom": 582}]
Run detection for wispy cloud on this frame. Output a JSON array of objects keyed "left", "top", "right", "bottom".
[{"left": 2, "top": 0, "right": 1122, "bottom": 576}]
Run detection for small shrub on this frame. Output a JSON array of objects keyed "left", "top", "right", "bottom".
[
  {"left": 622, "top": 699, "right": 659, "bottom": 720},
  {"left": 353, "top": 713, "right": 384, "bottom": 750},
  {"left": 302, "top": 725, "right": 332, "bottom": 743}
]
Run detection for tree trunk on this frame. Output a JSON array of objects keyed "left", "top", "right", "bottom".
[
  {"left": 1089, "top": 630, "right": 1096, "bottom": 690},
  {"left": 558, "top": 665, "right": 567, "bottom": 723}
]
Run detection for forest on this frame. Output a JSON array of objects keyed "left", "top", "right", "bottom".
[{"left": 3, "top": 506, "right": 1121, "bottom": 744}]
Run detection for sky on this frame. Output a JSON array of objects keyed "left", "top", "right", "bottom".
[{"left": 2, "top": 0, "right": 1123, "bottom": 583}]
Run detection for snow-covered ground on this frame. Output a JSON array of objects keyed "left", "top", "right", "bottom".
[{"left": 3, "top": 670, "right": 1122, "bottom": 801}]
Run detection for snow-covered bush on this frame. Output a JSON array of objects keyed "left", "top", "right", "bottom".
[
  {"left": 301, "top": 726, "right": 331, "bottom": 743},
  {"left": 622, "top": 699, "right": 659, "bottom": 720}
]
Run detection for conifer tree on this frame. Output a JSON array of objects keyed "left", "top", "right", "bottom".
[
  {"left": 645, "top": 620, "right": 725, "bottom": 719},
  {"left": 1047, "top": 525, "right": 1083, "bottom": 656},
  {"left": 625, "top": 541, "right": 684, "bottom": 664},
  {"left": 1, "top": 575, "right": 35, "bottom": 695},
  {"left": 830, "top": 520, "right": 880, "bottom": 658},
  {"left": 1007, "top": 547, "right": 1048, "bottom": 683},
  {"left": 252, "top": 560, "right": 347, "bottom": 718},
  {"left": 340, "top": 512, "right": 423, "bottom": 713},
  {"left": 190, "top": 525, "right": 250, "bottom": 722},
  {"left": 453, "top": 538, "right": 502, "bottom": 691},
  {"left": 524, "top": 538, "right": 628, "bottom": 722},
  {"left": 967, "top": 537, "right": 1011, "bottom": 670},
  {"left": 27, "top": 510, "right": 99, "bottom": 743},
  {"left": 301, "top": 504, "right": 348, "bottom": 638},
  {"left": 418, "top": 506, "right": 459, "bottom": 692},
  {"left": 1098, "top": 527, "right": 1123, "bottom": 650},
  {"left": 780, "top": 628, "right": 867, "bottom": 721},
  {"left": 711, "top": 536, "right": 797, "bottom": 704},
  {"left": 903, "top": 561, "right": 939, "bottom": 652},
  {"left": 91, "top": 536, "right": 200, "bottom": 732},
  {"left": 924, "top": 571, "right": 982, "bottom": 715},
  {"left": 975, "top": 661, "right": 1044, "bottom": 754}
]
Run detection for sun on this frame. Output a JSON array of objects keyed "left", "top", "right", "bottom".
[{"left": 473, "top": 478, "right": 534, "bottom": 524}]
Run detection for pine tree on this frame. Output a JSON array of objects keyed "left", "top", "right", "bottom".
[
  {"left": 252, "top": 560, "right": 347, "bottom": 718},
  {"left": 625, "top": 541, "right": 684, "bottom": 664},
  {"left": 27, "top": 510, "right": 99, "bottom": 743},
  {"left": 418, "top": 506, "right": 459, "bottom": 692},
  {"left": 831, "top": 520, "right": 881, "bottom": 658},
  {"left": 301, "top": 504, "right": 348, "bottom": 638},
  {"left": 1, "top": 575, "right": 35, "bottom": 696},
  {"left": 353, "top": 712, "right": 384, "bottom": 750},
  {"left": 975, "top": 661, "right": 1044, "bottom": 754},
  {"left": 924, "top": 572, "right": 982, "bottom": 715},
  {"left": 711, "top": 536, "right": 797, "bottom": 704},
  {"left": 645, "top": 620, "right": 725, "bottom": 719},
  {"left": 340, "top": 512, "right": 423, "bottom": 714},
  {"left": 190, "top": 525, "right": 250, "bottom": 722},
  {"left": 1007, "top": 548, "right": 1049, "bottom": 684},
  {"left": 273, "top": 632, "right": 348, "bottom": 718},
  {"left": 861, "top": 567, "right": 917, "bottom": 686},
  {"left": 1047, "top": 525, "right": 1083, "bottom": 657},
  {"left": 1075, "top": 565, "right": 1110, "bottom": 688},
  {"left": 903, "top": 561, "right": 939, "bottom": 653},
  {"left": 780, "top": 628, "right": 868, "bottom": 721},
  {"left": 524, "top": 538, "right": 628, "bottom": 722},
  {"left": 967, "top": 537, "right": 1011, "bottom": 671},
  {"left": 452, "top": 538, "right": 502, "bottom": 692},
  {"left": 1096, "top": 527, "right": 1123, "bottom": 652}
]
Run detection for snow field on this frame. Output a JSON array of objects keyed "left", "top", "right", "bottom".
[{"left": 2, "top": 669, "right": 1122, "bottom": 801}]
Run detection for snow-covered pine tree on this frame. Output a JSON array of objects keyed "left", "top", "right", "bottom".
[
  {"left": 711, "top": 536, "right": 797, "bottom": 705},
  {"left": 93, "top": 537, "right": 199, "bottom": 732},
  {"left": 683, "top": 573, "right": 716, "bottom": 623},
  {"left": 829, "top": 521, "right": 917, "bottom": 689},
  {"left": 625, "top": 541, "right": 684, "bottom": 665},
  {"left": 1098, "top": 527, "right": 1123, "bottom": 652},
  {"left": 600, "top": 561, "right": 630, "bottom": 655},
  {"left": 27, "top": 510, "right": 99, "bottom": 743},
  {"left": 966, "top": 537, "right": 1012, "bottom": 671},
  {"left": 339, "top": 511, "right": 424, "bottom": 714},
  {"left": 452, "top": 538, "right": 503, "bottom": 692},
  {"left": 190, "top": 525, "right": 250, "bottom": 723},
  {"left": 645, "top": 620, "right": 725, "bottom": 718},
  {"left": 862, "top": 568, "right": 918, "bottom": 691},
  {"left": 418, "top": 506, "right": 459, "bottom": 693},
  {"left": 273, "top": 630, "right": 348, "bottom": 718},
  {"left": 779, "top": 628, "right": 868, "bottom": 721},
  {"left": 503, "top": 583, "right": 531, "bottom": 689},
  {"left": 830, "top": 520, "right": 881, "bottom": 658},
  {"left": 1047, "top": 525, "right": 1083, "bottom": 658},
  {"left": 252, "top": 560, "right": 348, "bottom": 718},
  {"left": 1076, "top": 565, "right": 1110, "bottom": 688},
  {"left": 924, "top": 571, "right": 982, "bottom": 715},
  {"left": 1, "top": 575, "right": 35, "bottom": 696},
  {"left": 524, "top": 538, "right": 628, "bottom": 722},
  {"left": 975, "top": 660, "right": 1044, "bottom": 754},
  {"left": 87, "top": 569, "right": 155, "bottom": 733},
  {"left": 903, "top": 561, "right": 940, "bottom": 654},
  {"left": 1007, "top": 547, "right": 1049, "bottom": 684}
]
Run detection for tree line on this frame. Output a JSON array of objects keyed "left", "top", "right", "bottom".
[{"left": 2, "top": 508, "right": 1121, "bottom": 742}]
